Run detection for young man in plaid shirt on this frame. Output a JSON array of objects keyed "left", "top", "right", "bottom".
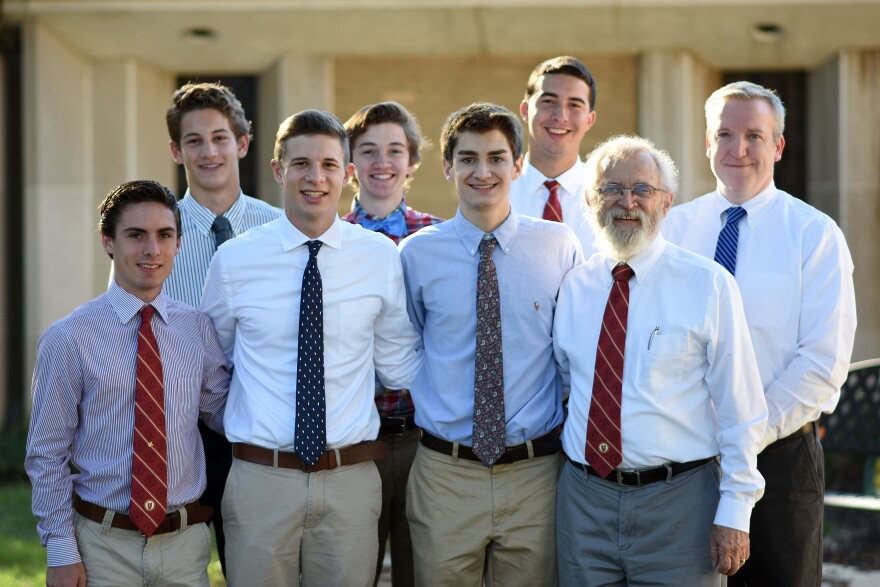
[{"left": 342, "top": 101, "right": 442, "bottom": 586}]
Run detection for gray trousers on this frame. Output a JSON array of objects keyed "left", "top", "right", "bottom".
[{"left": 557, "top": 459, "right": 725, "bottom": 587}]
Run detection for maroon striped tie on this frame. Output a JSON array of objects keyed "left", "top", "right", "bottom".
[
  {"left": 542, "top": 180, "right": 563, "bottom": 222},
  {"left": 585, "top": 264, "right": 634, "bottom": 478},
  {"left": 130, "top": 305, "right": 168, "bottom": 536}
]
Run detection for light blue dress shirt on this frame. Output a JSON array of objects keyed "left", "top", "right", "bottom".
[{"left": 399, "top": 209, "right": 583, "bottom": 445}]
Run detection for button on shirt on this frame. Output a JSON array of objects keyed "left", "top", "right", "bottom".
[
  {"left": 554, "top": 235, "right": 767, "bottom": 532},
  {"left": 509, "top": 156, "right": 598, "bottom": 256},
  {"left": 165, "top": 190, "right": 281, "bottom": 307},
  {"left": 201, "top": 216, "right": 421, "bottom": 450},
  {"left": 399, "top": 209, "right": 583, "bottom": 445},
  {"left": 25, "top": 284, "right": 229, "bottom": 566},
  {"left": 663, "top": 184, "right": 857, "bottom": 447}
]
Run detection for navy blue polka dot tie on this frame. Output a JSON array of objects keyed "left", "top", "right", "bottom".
[
  {"left": 295, "top": 240, "right": 326, "bottom": 467},
  {"left": 714, "top": 207, "right": 747, "bottom": 275}
]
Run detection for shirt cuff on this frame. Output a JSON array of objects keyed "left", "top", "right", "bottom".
[
  {"left": 713, "top": 495, "right": 753, "bottom": 533},
  {"left": 47, "top": 535, "right": 82, "bottom": 567}
]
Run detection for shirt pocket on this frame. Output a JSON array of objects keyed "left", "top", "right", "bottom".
[
  {"left": 337, "top": 297, "right": 382, "bottom": 356},
  {"left": 634, "top": 332, "right": 687, "bottom": 393},
  {"left": 736, "top": 272, "right": 795, "bottom": 329},
  {"left": 167, "top": 377, "right": 201, "bottom": 436}
]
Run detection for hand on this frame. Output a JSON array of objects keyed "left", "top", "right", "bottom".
[
  {"left": 46, "top": 562, "right": 86, "bottom": 587},
  {"left": 709, "top": 524, "right": 749, "bottom": 576}
]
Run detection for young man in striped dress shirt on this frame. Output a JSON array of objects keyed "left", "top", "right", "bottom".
[
  {"left": 26, "top": 180, "right": 229, "bottom": 587},
  {"left": 164, "top": 82, "right": 281, "bottom": 573}
]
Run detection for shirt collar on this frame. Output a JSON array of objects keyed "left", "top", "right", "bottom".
[
  {"left": 106, "top": 281, "right": 169, "bottom": 324},
  {"left": 711, "top": 182, "right": 778, "bottom": 229},
  {"left": 596, "top": 233, "right": 666, "bottom": 287},
  {"left": 278, "top": 214, "right": 344, "bottom": 252},
  {"left": 451, "top": 208, "right": 518, "bottom": 257},
  {"left": 179, "top": 189, "right": 248, "bottom": 237},
  {"left": 519, "top": 155, "right": 586, "bottom": 199}
]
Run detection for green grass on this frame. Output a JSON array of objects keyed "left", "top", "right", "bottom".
[{"left": 0, "top": 482, "right": 225, "bottom": 586}]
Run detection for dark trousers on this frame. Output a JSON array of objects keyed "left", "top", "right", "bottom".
[
  {"left": 374, "top": 426, "right": 419, "bottom": 587},
  {"left": 730, "top": 425, "right": 824, "bottom": 587},
  {"left": 198, "top": 420, "right": 232, "bottom": 576}
]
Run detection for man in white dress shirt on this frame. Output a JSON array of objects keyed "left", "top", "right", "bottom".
[
  {"left": 510, "top": 56, "right": 599, "bottom": 254},
  {"left": 555, "top": 135, "right": 768, "bottom": 585},
  {"left": 200, "top": 109, "right": 421, "bottom": 587},
  {"left": 663, "top": 81, "right": 857, "bottom": 587}
]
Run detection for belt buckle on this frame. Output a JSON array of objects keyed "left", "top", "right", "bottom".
[
  {"left": 615, "top": 469, "right": 640, "bottom": 487},
  {"left": 385, "top": 416, "right": 407, "bottom": 435}
]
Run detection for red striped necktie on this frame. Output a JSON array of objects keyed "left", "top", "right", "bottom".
[{"left": 543, "top": 180, "right": 563, "bottom": 222}]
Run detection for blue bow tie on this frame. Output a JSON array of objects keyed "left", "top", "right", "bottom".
[{"left": 359, "top": 211, "right": 407, "bottom": 237}]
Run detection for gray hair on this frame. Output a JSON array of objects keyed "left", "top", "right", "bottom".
[
  {"left": 704, "top": 81, "right": 786, "bottom": 138},
  {"left": 583, "top": 135, "right": 679, "bottom": 198}
]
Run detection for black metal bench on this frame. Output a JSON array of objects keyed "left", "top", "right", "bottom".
[{"left": 820, "top": 358, "right": 880, "bottom": 511}]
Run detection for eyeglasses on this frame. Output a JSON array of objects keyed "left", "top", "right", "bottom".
[{"left": 595, "top": 183, "right": 665, "bottom": 201}]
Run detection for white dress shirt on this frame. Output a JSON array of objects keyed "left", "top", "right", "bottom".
[
  {"left": 554, "top": 235, "right": 767, "bottom": 531},
  {"left": 663, "top": 184, "right": 857, "bottom": 447},
  {"left": 509, "top": 156, "right": 598, "bottom": 256},
  {"left": 201, "top": 216, "right": 421, "bottom": 450}
]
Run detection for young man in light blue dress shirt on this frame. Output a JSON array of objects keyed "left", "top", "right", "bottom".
[{"left": 399, "top": 102, "right": 583, "bottom": 587}]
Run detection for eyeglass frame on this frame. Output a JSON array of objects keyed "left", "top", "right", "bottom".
[{"left": 594, "top": 182, "right": 667, "bottom": 201}]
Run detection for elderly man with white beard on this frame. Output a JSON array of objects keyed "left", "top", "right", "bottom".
[{"left": 553, "top": 135, "right": 768, "bottom": 586}]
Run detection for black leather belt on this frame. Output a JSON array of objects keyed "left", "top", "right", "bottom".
[
  {"left": 420, "top": 427, "right": 561, "bottom": 465},
  {"left": 379, "top": 415, "right": 417, "bottom": 436},
  {"left": 765, "top": 420, "right": 816, "bottom": 451},
  {"left": 568, "top": 456, "right": 717, "bottom": 487}
]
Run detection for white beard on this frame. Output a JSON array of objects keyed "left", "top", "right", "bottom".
[{"left": 590, "top": 203, "right": 661, "bottom": 261}]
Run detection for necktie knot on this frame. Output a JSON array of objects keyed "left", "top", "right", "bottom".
[
  {"left": 306, "top": 240, "right": 323, "bottom": 259},
  {"left": 612, "top": 264, "right": 634, "bottom": 283},
  {"left": 479, "top": 236, "right": 497, "bottom": 259},
  {"left": 211, "top": 216, "right": 234, "bottom": 250},
  {"left": 542, "top": 180, "right": 563, "bottom": 223},
  {"left": 725, "top": 206, "right": 747, "bottom": 226},
  {"left": 140, "top": 305, "right": 155, "bottom": 323}
]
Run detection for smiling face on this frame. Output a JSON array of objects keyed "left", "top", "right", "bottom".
[
  {"left": 272, "top": 133, "right": 354, "bottom": 238},
  {"left": 170, "top": 108, "right": 249, "bottom": 200},
  {"left": 590, "top": 151, "right": 673, "bottom": 260},
  {"left": 443, "top": 129, "right": 522, "bottom": 230},
  {"left": 706, "top": 98, "right": 784, "bottom": 204},
  {"left": 520, "top": 73, "right": 596, "bottom": 175},
  {"left": 102, "top": 201, "right": 180, "bottom": 302},
  {"left": 351, "top": 122, "right": 416, "bottom": 205}
]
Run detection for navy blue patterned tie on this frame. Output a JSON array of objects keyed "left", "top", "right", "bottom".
[
  {"left": 211, "top": 216, "right": 234, "bottom": 250},
  {"left": 295, "top": 240, "right": 326, "bottom": 466},
  {"left": 714, "top": 207, "right": 747, "bottom": 275},
  {"left": 472, "top": 236, "right": 505, "bottom": 467}
]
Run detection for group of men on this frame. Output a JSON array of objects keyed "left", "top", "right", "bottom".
[{"left": 25, "top": 54, "right": 856, "bottom": 587}]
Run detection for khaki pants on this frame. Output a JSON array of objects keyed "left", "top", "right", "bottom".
[
  {"left": 74, "top": 511, "right": 211, "bottom": 587},
  {"left": 223, "top": 457, "right": 382, "bottom": 587},
  {"left": 406, "top": 444, "right": 559, "bottom": 587}
]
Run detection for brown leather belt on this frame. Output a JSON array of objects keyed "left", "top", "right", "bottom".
[
  {"left": 765, "top": 420, "right": 816, "bottom": 450},
  {"left": 420, "top": 427, "right": 561, "bottom": 465},
  {"left": 568, "top": 456, "right": 717, "bottom": 487},
  {"left": 232, "top": 441, "right": 388, "bottom": 472},
  {"left": 72, "top": 494, "right": 212, "bottom": 535}
]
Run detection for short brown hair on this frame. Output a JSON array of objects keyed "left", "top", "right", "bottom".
[
  {"left": 524, "top": 56, "right": 597, "bottom": 111},
  {"left": 440, "top": 103, "right": 523, "bottom": 163},
  {"left": 99, "top": 180, "right": 181, "bottom": 244},
  {"left": 344, "top": 102, "right": 429, "bottom": 191},
  {"left": 166, "top": 82, "right": 251, "bottom": 145},
  {"left": 273, "top": 109, "right": 350, "bottom": 165}
]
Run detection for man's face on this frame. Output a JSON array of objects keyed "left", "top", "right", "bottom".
[
  {"left": 102, "top": 201, "right": 180, "bottom": 302},
  {"left": 590, "top": 151, "right": 672, "bottom": 260},
  {"left": 170, "top": 108, "right": 249, "bottom": 196},
  {"left": 706, "top": 98, "right": 784, "bottom": 204},
  {"left": 271, "top": 134, "right": 354, "bottom": 237},
  {"left": 520, "top": 74, "right": 596, "bottom": 165},
  {"left": 442, "top": 130, "right": 522, "bottom": 219},
  {"left": 351, "top": 122, "right": 416, "bottom": 204}
]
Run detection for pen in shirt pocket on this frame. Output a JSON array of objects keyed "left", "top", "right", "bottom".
[{"left": 647, "top": 325, "right": 661, "bottom": 350}]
